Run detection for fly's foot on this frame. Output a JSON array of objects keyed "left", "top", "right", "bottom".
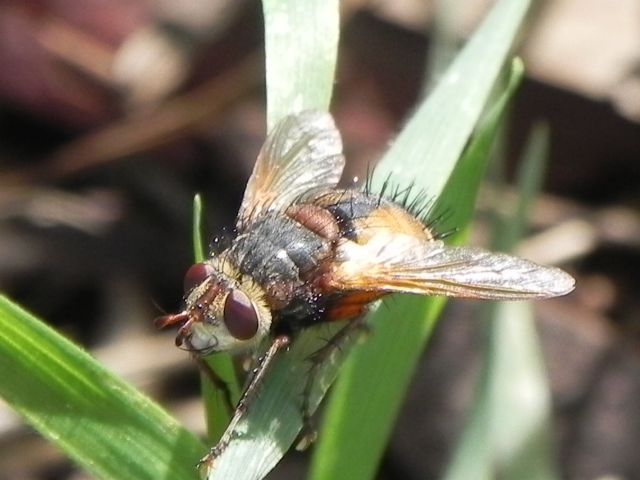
[
  {"left": 197, "top": 441, "right": 228, "bottom": 475},
  {"left": 295, "top": 418, "right": 318, "bottom": 451}
]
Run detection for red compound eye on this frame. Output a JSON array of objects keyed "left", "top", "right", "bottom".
[
  {"left": 223, "top": 289, "right": 259, "bottom": 340},
  {"left": 183, "top": 263, "right": 215, "bottom": 294}
]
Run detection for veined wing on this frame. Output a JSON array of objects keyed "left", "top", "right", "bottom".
[
  {"left": 330, "top": 235, "right": 575, "bottom": 300},
  {"left": 237, "top": 111, "right": 345, "bottom": 230}
]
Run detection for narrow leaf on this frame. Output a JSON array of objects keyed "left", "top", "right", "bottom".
[
  {"left": 494, "top": 123, "right": 550, "bottom": 250},
  {"left": 0, "top": 296, "right": 205, "bottom": 480},
  {"left": 193, "top": 194, "right": 242, "bottom": 442},
  {"left": 201, "top": 328, "right": 348, "bottom": 480},
  {"left": 263, "top": 0, "right": 339, "bottom": 129},
  {"left": 310, "top": 55, "right": 526, "bottom": 480},
  {"left": 200, "top": 0, "right": 340, "bottom": 478},
  {"left": 373, "top": 0, "right": 530, "bottom": 196},
  {"left": 444, "top": 124, "right": 557, "bottom": 480},
  {"left": 193, "top": 193, "right": 206, "bottom": 263}
]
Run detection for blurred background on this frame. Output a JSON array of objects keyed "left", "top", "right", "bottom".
[{"left": 0, "top": 0, "right": 639, "bottom": 478}]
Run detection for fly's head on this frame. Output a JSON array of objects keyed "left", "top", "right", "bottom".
[{"left": 155, "top": 259, "right": 272, "bottom": 355}]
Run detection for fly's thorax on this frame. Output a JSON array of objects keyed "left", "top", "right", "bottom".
[
  {"left": 231, "top": 212, "right": 334, "bottom": 283},
  {"left": 178, "top": 255, "right": 272, "bottom": 355},
  {"left": 286, "top": 203, "right": 340, "bottom": 242}
]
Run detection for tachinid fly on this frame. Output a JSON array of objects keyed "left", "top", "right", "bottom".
[{"left": 155, "top": 110, "right": 575, "bottom": 468}]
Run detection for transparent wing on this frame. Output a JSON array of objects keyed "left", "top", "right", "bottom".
[
  {"left": 237, "top": 111, "right": 345, "bottom": 229},
  {"left": 331, "top": 236, "right": 575, "bottom": 300}
]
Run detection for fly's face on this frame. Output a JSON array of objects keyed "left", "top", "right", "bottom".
[{"left": 156, "top": 259, "right": 272, "bottom": 355}]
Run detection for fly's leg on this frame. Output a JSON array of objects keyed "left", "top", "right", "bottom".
[
  {"left": 297, "top": 318, "right": 368, "bottom": 449},
  {"left": 198, "top": 335, "right": 291, "bottom": 471}
]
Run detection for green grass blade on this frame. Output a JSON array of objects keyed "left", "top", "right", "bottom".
[
  {"left": 309, "top": 1, "right": 531, "bottom": 475},
  {"left": 435, "top": 59, "right": 525, "bottom": 241},
  {"left": 201, "top": 328, "right": 348, "bottom": 480},
  {"left": 424, "top": 0, "right": 463, "bottom": 91},
  {"left": 200, "top": 1, "right": 340, "bottom": 478},
  {"left": 372, "top": 0, "right": 530, "bottom": 196},
  {"left": 444, "top": 125, "right": 557, "bottom": 480},
  {"left": 263, "top": 0, "right": 339, "bottom": 129},
  {"left": 495, "top": 123, "right": 550, "bottom": 250},
  {"left": 444, "top": 301, "right": 556, "bottom": 480},
  {"left": 490, "top": 123, "right": 556, "bottom": 480},
  {"left": 310, "top": 55, "right": 525, "bottom": 480},
  {"left": 0, "top": 295, "right": 205, "bottom": 480},
  {"left": 193, "top": 194, "right": 242, "bottom": 442},
  {"left": 193, "top": 194, "right": 206, "bottom": 263},
  {"left": 489, "top": 301, "right": 557, "bottom": 480}
]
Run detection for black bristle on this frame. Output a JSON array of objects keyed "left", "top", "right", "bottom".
[
  {"left": 377, "top": 173, "right": 392, "bottom": 207},
  {"left": 365, "top": 171, "right": 458, "bottom": 241},
  {"left": 364, "top": 163, "right": 373, "bottom": 195}
]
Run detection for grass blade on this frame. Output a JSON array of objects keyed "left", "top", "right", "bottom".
[
  {"left": 435, "top": 59, "right": 525, "bottom": 240},
  {"left": 193, "top": 194, "right": 242, "bottom": 442},
  {"left": 495, "top": 123, "right": 550, "bottom": 250},
  {"left": 0, "top": 295, "right": 205, "bottom": 480},
  {"left": 309, "top": 5, "right": 532, "bottom": 478},
  {"left": 193, "top": 193, "right": 206, "bottom": 263},
  {"left": 201, "top": 329, "right": 348, "bottom": 480},
  {"left": 263, "top": 0, "right": 339, "bottom": 129},
  {"left": 201, "top": 1, "right": 340, "bottom": 478},
  {"left": 310, "top": 55, "right": 525, "bottom": 480},
  {"left": 372, "top": 0, "right": 529, "bottom": 196},
  {"left": 444, "top": 124, "right": 558, "bottom": 480}
]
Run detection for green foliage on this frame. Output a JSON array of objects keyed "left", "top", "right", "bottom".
[
  {"left": 0, "top": 296, "right": 205, "bottom": 479},
  {"left": 310, "top": 59, "right": 526, "bottom": 480},
  {"left": 193, "top": 193, "right": 242, "bottom": 443},
  {"left": 263, "top": 0, "right": 339, "bottom": 129},
  {"left": 444, "top": 124, "right": 558, "bottom": 480}
]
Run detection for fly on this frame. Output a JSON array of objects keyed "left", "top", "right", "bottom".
[{"left": 155, "top": 110, "right": 575, "bottom": 469}]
